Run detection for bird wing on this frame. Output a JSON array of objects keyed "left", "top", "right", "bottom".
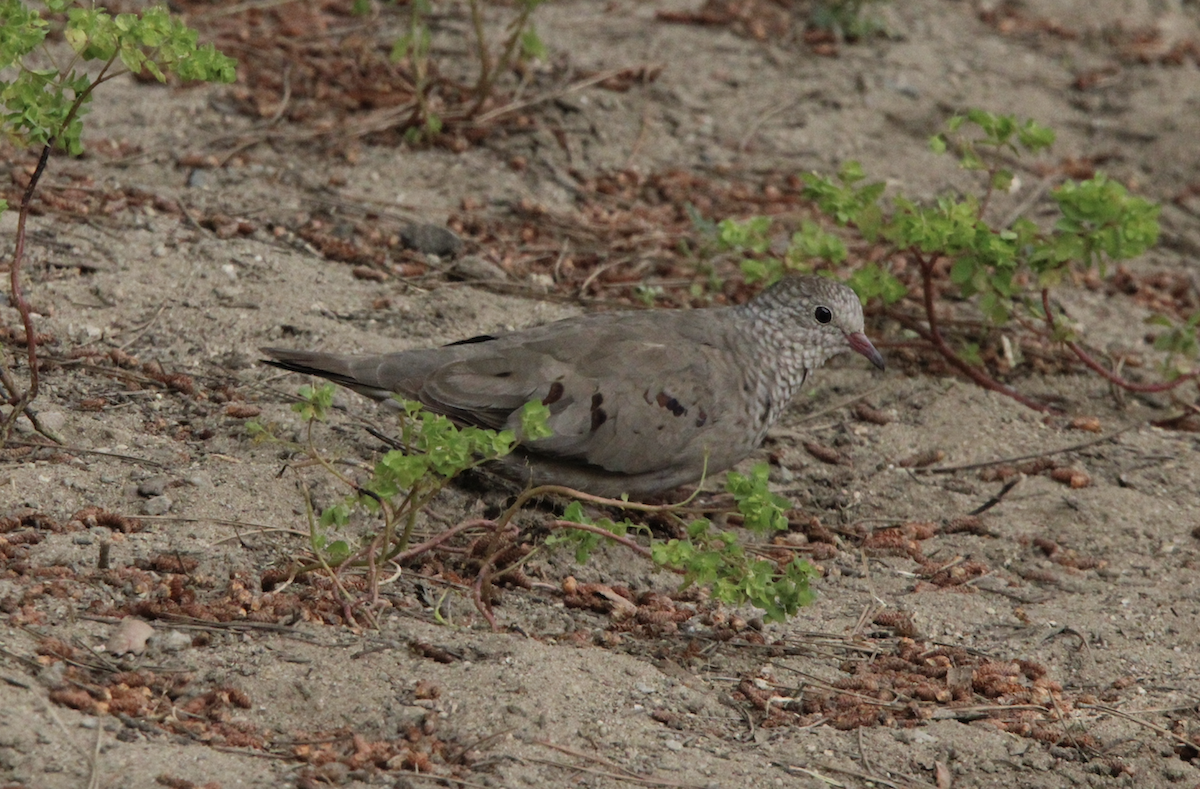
[{"left": 413, "top": 312, "right": 752, "bottom": 476}]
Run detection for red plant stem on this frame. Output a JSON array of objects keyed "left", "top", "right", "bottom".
[
  {"left": 8, "top": 144, "right": 52, "bottom": 401},
  {"left": 469, "top": 511, "right": 690, "bottom": 627},
  {"left": 1040, "top": 289, "right": 1200, "bottom": 393},
  {"left": 914, "top": 251, "right": 1056, "bottom": 412},
  {"left": 2, "top": 57, "right": 118, "bottom": 442},
  {"left": 1, "top": 143, "right": 53, "bottom": 449},
  {"left": 389, "top": 518, "right": 493, "bottom": 563}
]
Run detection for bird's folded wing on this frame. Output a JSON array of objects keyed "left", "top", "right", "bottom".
[{"left": 419, "top": 339, "right": 736, "bottom": 476}]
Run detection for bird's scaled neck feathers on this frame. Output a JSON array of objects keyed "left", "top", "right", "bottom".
[
  {"left": 721, "top": 312, "right": 813, "bottom": 440},
  {"left": 738, "top": 286, "right": 838, "bottom": 385}
]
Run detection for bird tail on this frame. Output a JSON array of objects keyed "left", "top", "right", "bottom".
[{"left": 260, "top": 347, "right": 395, "bottom": 400}]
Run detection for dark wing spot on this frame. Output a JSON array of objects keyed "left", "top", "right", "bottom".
[
  {"left": 655, "top": 391, "right": 687, "bottom": 418},
  {"left": 590, "top": 408, "right": 608, "bottom": 432},
  {"left": 760, "top": 396, "right": 772, "bottom": 426},
  {"left": 444, "top": 334, "right": 498, "bottom": 347},
  {"left": 542, "top": 381, "right": 565, "bottom": 406},
  {"left": 591, "top": 392, "right": 604, "bottom": 410},
  {"left": 695, "top": 407, "right": 708, "bottom": 428}
]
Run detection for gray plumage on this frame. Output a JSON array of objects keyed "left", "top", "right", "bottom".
[{"left": 262, "top": 276, "right": 884, "bottom": 498}]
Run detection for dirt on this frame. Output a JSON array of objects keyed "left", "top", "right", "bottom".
[{"left": 2, "top": 1, "right": 1200, "bottom": 787}]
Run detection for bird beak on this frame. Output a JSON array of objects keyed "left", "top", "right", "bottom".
[{"left": 847, "top": 332, "right": 885, "bottom": 371}]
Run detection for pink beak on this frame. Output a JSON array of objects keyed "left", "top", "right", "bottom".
[{"left": 847, "top": 332, "right": 885, "bottom": 371}]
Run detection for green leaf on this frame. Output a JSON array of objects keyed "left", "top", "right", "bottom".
[
  {"left": 959, "top": 343, "right": 983, "bottom": 367},
  {"left": 788, "top": 220, "right": 847, "bottom": 265},
  {"left": 319, "top": 503, "right": 351, "bottom": 527},
  {"left": 726, "top": 463, "right": 790, "bottom": 535},
  {"left": 562, "top": 501, "right": 590, "bottom": 524},
  {"left": 323, "top": 540, "right": 351, "bottom": 565},
  {"left": 1017, "top": 120, "right": 1056, "bottom": 151},
  {"left": 1052, "top": 174, "right": 1160, "bottom": 269},
  {"left": 376, "top": 451, "right": 428, "bottom": 488},
  {"left": 292, "top": 383, "right": 335, "bottom": 422},
  {"left": 520, "top": 399, "right": 554, "bottom": 441},
  {"left": 739, "top": 257, "right": 778, "bottom": 285},
  {"left": 848, "top": 263, "right": 906, "bottom": 304},
  {"left": 716, "top": 216, "right": 772, "bottom": 255},
  {"left": 519, "top": 26, "right": 547, "bottom": 60},
  {"left": 802, "top": 164, "right": 886, "bottom": 229}
]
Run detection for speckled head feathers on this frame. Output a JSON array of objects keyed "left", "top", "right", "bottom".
[{"left": 746, "top": 275, "right": 884, "bottom": 371}]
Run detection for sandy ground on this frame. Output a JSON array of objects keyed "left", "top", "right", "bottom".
[{"left": 2, "top": 1, "right": 1200, "bottom": 787}]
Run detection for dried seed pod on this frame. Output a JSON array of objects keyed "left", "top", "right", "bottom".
[
  {"left": 853, "top": 402, "right": 892, "bottom": 425},
  {"left": 803, "top": 441, "right": 847, "bottom": 465},
  {"left": 224, "top": 403, "right": 261, "bottom": 418},
  {"left": 1050, "top": 467, "right": 1091, "bottom": 488},
  {"left": 898, "top": 449, "right": 944, "bottom": 468}
]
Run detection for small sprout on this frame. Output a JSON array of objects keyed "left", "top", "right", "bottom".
[
  {"left": 520, "top": 399, "right": 553, "bottom": 441},
  {"left": 292, "top": 383, "right": 335, "bottom": 422}
]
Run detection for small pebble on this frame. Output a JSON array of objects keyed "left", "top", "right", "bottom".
[
  {"left": 184, "top": 472, "right": 213, "bottom": 488},
  {"left": 153, "top": 630, "right": 193, "bottom": 653},
  {"left": 449, "top": 255, "right": 508, "bottom": 281},
  {"left": 141, "top": 495, "right": 172, "bottom": 516},
  {"left": 400, "top": 223, "right": 463, "bottom": 257},
  {"left": 137, "top": 476, "right": 167, "bottom": 497},
  {"left": 187, "top": 169, "right": 210, "bottom": 188},
  {"left": 38, "top": 411, "right": 67, "bottom": 433}
]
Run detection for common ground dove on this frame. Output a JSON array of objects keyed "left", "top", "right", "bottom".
[{"left": 262, "top": 276, "right": 883, "bottom": 498}]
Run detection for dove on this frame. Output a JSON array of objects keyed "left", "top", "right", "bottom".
[{"left": 262, "top": 275, "right": 883, "bottom": 498}]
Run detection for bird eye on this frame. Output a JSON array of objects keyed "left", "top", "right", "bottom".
[{"left": 814, "top": 305, "right": 832, "bottom": 324}]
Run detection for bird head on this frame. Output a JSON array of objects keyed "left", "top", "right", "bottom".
[{"left": 753, "top": 276, "right": 886, "bottom": 371}]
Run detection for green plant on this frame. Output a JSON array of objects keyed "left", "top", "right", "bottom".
[
  {"left": 810, "top": 0, "right": 889, "bottom": 41},
  {"left": 255, "top": 384, "right": 537, "bottom": 573},
  {"left": 701, "top": 215, "right": 848, "bottom": 287},
  {"left": 0, "top": 1, "right": 235, "bottom": 444},
  {"left": 465, "top": 0, "right": 548, "bottom": 116},
  {"left": 387, "top": 0, "right": 550, "bottom": 141},
  {"left": 554, "top": 463, "right": 817, "bottom": 623},
  {"left": 721, "top": 109, "right": 1191, "bottom": 411},
  {"left": 391, "top": 0, "right": 439, "bottom": 143},
  {"left": 261, "top": 385, "right": 819, "bottom": 626}
]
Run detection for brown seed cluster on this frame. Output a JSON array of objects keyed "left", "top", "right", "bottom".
[
  {"left": 730, "top": 637, "right": 1088, "bottom": 743},
  {"left": 1029, "top": 536, "right": 1106, "bottom": 571},
  {"left": 860, "top": 520, "right": 995, "bottom": 591},
  {"left": 979, "top": 457, "right": 1091, "bottom": 488},
  {"left": 562, "top": 578, "right": 714, "bottom": 637}
]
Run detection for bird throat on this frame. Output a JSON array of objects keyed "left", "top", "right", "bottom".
[{"left": 737, "top": 310, "right": 818, "bottom": 443}]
